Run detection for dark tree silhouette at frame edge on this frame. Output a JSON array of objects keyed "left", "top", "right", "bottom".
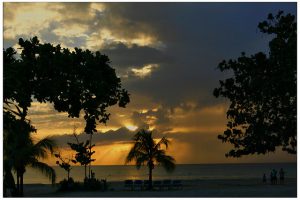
[
  {"left": 3, "top": 111, "right": 57, "bottom": 197},
  {"left": 4, "top": 36, "right": 130, "bottom": 134},
  {"left": 3, "top": 36, "right": 130, "bottom": 196},
  {"left": 213, "top": 11, "right": 296, "bottom": 157}
]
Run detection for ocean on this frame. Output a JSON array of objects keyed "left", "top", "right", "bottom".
[{"left": 20, "top": 162, "right": 296, "bottom": 184}]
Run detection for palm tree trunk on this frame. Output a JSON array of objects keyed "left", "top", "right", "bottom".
[
  {"left": 20, "top": 173, "right": 24, "bottom": 196},
  {"left": 16, "top": 172, "right": 20, "bottom": 196},
  {"left": 149, "top": 166, "right": 153, "bottom": 190}
]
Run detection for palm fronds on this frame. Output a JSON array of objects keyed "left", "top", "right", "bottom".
[
  {"left": 155, "top": 137, "right": 170, "bottom": 150},
  {"left": 126, "top": 129, "right": 176, "bottom": 172},
  {"left": 155, "top": 150, "right": 176, "bottom": 172},
  {"left": 31, "top": 161, "right": 56, "bottom": 185},
  {"left": 33, "top": 137, "right": 57, "bottom": 159}
]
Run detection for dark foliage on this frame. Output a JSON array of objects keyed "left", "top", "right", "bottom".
[
  {"left": 4, "top": 36, "right": 130, "bottom": 134},
  {"left": 57, "top": 178, "right": 78, "bottom": 191},
  {"left": 84, "top": 177, "right": 104, "bottom": 191},
  {"left": 3, "top": 111, "right": 56, "bottom": 196},
  {"left": 3, "top": 37, "right": 129, "bottom": 196},
  {"left": 54, "top": 153, "right": 72, "bottom": 181},
  {"left": 68, "top": 133, "right": 95, "bottom": 179},
  {"left": 57, "top": 177, "right": 106, "bottom": 192},
  {"left": 213, "top": 11, "right": 296, "bottom": 157}
]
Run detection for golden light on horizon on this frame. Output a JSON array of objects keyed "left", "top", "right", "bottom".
[
  {"left": 45, "top": 143, "right": 133, "bottom": 166},
  {"left": 125, "top": 124, "right": 138, "bottom": 132},
  {"left": 140, "top": 109, "right": 148, "bottom": 113},
  {"left": 97, "top": 126, "right": 121, "bottom": 133}
]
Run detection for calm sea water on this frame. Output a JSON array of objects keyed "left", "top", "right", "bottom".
[{"left": 19, "top": 163, "right": 296, "bottom": 184}]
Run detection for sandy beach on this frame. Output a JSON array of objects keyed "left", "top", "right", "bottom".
[{"left": 22, "top": 178, "right": 297, "bottom": 197}]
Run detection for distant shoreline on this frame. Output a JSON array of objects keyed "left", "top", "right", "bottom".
[
  {"left": 22, "top": 178, "right": 297, "bottom": 197},
  {"left": 48, "top": 162, "right": 297, "bottom": 167},
  {"left": 21, "top": 162, "right": 297, "bottom": 185}
]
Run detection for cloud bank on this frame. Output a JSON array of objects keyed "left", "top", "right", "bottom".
[{"left": 4, "top": 2, "right": 297, "bottom": 164}]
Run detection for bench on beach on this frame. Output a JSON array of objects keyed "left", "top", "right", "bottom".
[
  {"left": 124, "top": 179, "right": 183, "bottom": 191},
  {"left": 153, "top": 180, "right": 162, "bottom": 190},
  {"left": 133, "top": 180, "right": 143, "bottom": 190},
  {"left": 143, "top": 180, "right": 150, "bottom": 190},
  {"left": 172, "top": 180, "right": 183, "bottom": 190},
  {"left": 124, "top": 180, "right": 133, "bottom": 190},
  {"left": 162, "top": 179, "right": 172, "bottom": 190}
]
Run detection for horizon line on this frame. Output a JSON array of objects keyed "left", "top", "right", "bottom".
[{"left": 48, "top": 161, "right": 297, "bottom": 167}]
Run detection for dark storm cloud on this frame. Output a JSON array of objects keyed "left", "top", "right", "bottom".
[
  {"left": 100, "top": 3, "right": 296, "bottom": 108},
  {"left": 130, "top": 107, "right": 171, "bottom": 132},
  {"left": 55, "top": 2, "right": 92, "bottom": 23},
  {"left": 4, "top": 2, "right": 296, "bottom": 114},
  {"left": 51, "top": 127, "right": 136, "bottom": 147},
  {"left": 4, "top": 2, "right": 297, "bottom": 117},
  {"left": 101, "top": 42, "right": 167, "bottom": 69},
  {"left": 38, "top": 22, "right": 60, "bottom": 43},
  {"left": 89, "top": 3, "right": 156, "bottom": 42}
]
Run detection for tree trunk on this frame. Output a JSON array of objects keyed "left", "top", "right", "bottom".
[
  {"left": 20, "top": 173, "right": 24, "bottom": 197},
  {"left": 148, "top": 166, "right": 153, "bottom": 190},
  {"left": 89, "top": 134, "right": 92, "bottom": 179},
  {"left": 16, "top": 172, "right": 20, "bottom": 196},
  {"left": 84, "top": 165, "right": 87, "bottom": 179},
  {"left": 67, "top": 170, "right": 70, "bottom": 181}
]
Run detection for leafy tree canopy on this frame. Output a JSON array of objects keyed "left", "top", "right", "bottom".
[
  {"left": 4, "top": 36, "right": 130, "bottom": 133},
  {"left": 68, "top": 139, "right": 95, "bottom": 167},
  {"left": 213, "top": 11, "right": 296, "bottom": 157},
  {"left": 55, "top": 153, "right": 72, "bottom": 173}
]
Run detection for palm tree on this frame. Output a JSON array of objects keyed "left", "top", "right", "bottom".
[
  {"left": 17, "top": 137, "right": 57, "bottom": 196},
  {"left": 4, "top": 112, "right": 57, "bottom": 196},
  {"left": 126, "top": 129, "right": 176, "bottom": 190}
]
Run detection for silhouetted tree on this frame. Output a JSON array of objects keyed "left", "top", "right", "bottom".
[
  {"left": 3, "top": 37, "right": 130, "bottom": 193},
  {"left": 3, "top": 111, "right": 56, "bottom": 196},
  {"left": 68, "top": 132, "right": 95, "bottom": 180},
  {"left": 213, "top": 11, "right": 296, "bottom": 157},
  {"left": 126, "top": 129, "right": 175, "bottom": 190},
  {"left": 55, "top": 153, "right": 73, "bottom": 181},
  {"left": 4, "top": 36, "right": 130, "bottom": 134}
]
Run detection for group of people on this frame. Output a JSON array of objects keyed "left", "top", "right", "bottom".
[{"left": 263, "top": 168, "right": 285, "bottom": 185}]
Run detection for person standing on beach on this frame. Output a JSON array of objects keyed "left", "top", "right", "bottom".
[
  {"left": 270, "top": 170, "right": 274, "bottom": 184},
  {"left": 263, "top": 173, "right": 267, "bottom": 184},
  {"left": 279, "top": 168, "right": 285, "bottom": 184},
  {"left": 272, "top": 169, "right": 278, "bottom": 185}
]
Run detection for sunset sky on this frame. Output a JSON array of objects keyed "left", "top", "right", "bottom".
[{"left": 3, "top": 2, "right": 297, "bottom": 165}]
